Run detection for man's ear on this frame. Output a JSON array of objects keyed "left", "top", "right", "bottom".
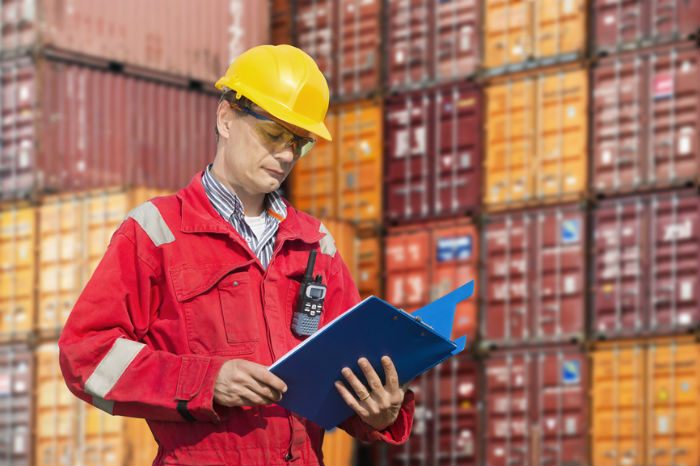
[{"left": 217, "top": 101, "right": 235, "bottom": 140}]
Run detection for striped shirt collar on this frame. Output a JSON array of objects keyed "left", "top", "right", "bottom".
[{"left": 201, "top": 164, "right": 287, "bottom": 224}]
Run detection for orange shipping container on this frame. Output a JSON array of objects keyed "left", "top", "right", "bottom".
[
  {"left": 385, "top": 218, "right": 477, "bottom": 341},
  {"left": 322, "top": 428, "right": 354, "bottom": 466},
  {"left": 0, "top": 204, "right": 36, "bottom": 340},
  {"left": 290, "top": 100, "right": 383, "bottom": 227},
  {"left": 591, "top": 337, "right": 700, "bottom": 466},
  {"left": 38, "top": 188, "right": 170, "bottom": 338},
  {"left": 35, "top": 343, "right": 158, "bottom": 466},
  {"left": 483, "top": 0, "right": 586, "bottom": 76},
  {"left": 484, "top": 67, "right": 588, "bottom": 209}
]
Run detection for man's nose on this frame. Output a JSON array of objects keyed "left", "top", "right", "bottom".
[{"left": 274, "top": 146, "right": 296, "bottom": 163}]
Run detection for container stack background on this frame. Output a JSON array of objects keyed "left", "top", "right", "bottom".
[{"left": 0, "top": 1, "right": 698, "bottom": 466}]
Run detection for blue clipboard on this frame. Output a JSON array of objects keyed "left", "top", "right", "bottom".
[{"left": 269, "top": 280, "right": 474, "bottom": 429}]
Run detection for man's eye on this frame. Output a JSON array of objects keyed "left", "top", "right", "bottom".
[{"left": 265, "top": 131, "right": 284, "bottom": 141}]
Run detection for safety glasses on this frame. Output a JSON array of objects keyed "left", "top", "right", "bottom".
[{"left": 231, "top": 103, "right": 316, "bottom": 159}]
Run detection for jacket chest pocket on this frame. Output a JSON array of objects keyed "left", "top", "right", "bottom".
[{"left": 172, "top": 262, "right": 260, "bottom": 356}]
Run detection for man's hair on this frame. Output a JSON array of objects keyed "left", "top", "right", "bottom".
[{"left": 215, "top": 91, "right": 255, "bottom": 145}]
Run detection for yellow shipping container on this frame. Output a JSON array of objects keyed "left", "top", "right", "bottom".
[
  {"left": 291, "top": 100, "right": 383, "bottom": 227},
  {"left": 0, "top": 204, "right": 36, "bottom": 339},
  {"left": 591, "top": 337, "right": 700, "bottom": 466},
  {"left": 38, "top": 188, "right": 170, "bottom": 337},
  {"left": 483, "top": 0, "right": 586, "bottom": 74},
  {"left": 484, "top": 67, "right": 588, "bottom": 209},
  {"left": 35, "top": 343, "right": 158, "bottom": 466}
]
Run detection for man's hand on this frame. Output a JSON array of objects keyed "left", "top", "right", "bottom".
[
  {"left": 214, "top": 359, "right": 287, "bottom": 407},
  {"left": 334, "top": 356, "right": 407, "bottom": 431}
]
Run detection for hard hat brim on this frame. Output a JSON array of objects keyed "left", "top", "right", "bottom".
[{"left": 216, "top": 80, "right": 333, "bottom": 142}]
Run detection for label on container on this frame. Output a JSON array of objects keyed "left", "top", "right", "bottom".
[
  {"left": 562, "top": 360, "right": 581, "bottom": 384},
  {"left": 566, "top": 417, "right": 577, "bottom": 434},
  {"left": 680, "top": 281, "right": 693, "bottom": 301},
  {"left": 561, "top": 219, "right": 580, "bottom": 244},
  {"left": 458, "top": 430, "right": 474, "bottom": 455},
  {"left": 564, "top": 0, "right": 575, "bottom": 13},
  {"left": 14, "top": 434, "right": 24, "bottom": 454},
  {"left": 564, "top": 276, "right": 576, "bottom": 294},
  {"left": 653, "top": 74, "right": 673, "bottom": 100},
  {"left": 460, "top": 26, "right": 471, "bottom": 51},
  {"left": 604, "top": 14, "right": 615, "bottom": 25},
  {"left": 460, "top": 152, "right": 471, "bottom": 168},
  {"left": 601, "top": 149, "right": 612, "bottom": 165},
  {"left": 512, "top": 45, "right": 523, "bottom": 56},
  {"left": 0, "top": 373, "right": 10, "bottom": 395},
  {"left": 678, "top": 313, "right": 691, "bottom": 325},
  {"left": 657, "top": 415, "right": 669, "bottom": 434},
  {"left": 437, "top": 235, "right": 473, "bottom": 261},
  {"left": 395, "top": 50, "right": 405, "bottom": 64},
  {"left": 678, "top": 129, "right": 692, "bottom": 154},
  {"left": 663, "top": 219, "right": 692, "bottom": 241}
]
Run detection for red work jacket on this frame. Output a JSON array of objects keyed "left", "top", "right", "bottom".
[{"left": 59, "top": 173, "right": 414, "bottom": 466}]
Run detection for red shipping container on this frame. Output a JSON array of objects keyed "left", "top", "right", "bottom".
[
  {"left": 592, "top": 43, "right": 700, "bottom": 194},
  {"left": 592, "top": 190, "right": 700, "bottom": 339},
  {"left": 385, "top": 83, "right": 481, "bottom": 225},
  {"left": 0, "top": 56, "right": 218, "bottom": 199},
  {"left": 484, "top": 345, "right": 588, "bottom": 466},
  {"left": 338, "top": 0, "right": 381, "bottom": 99},
  {"left": 382, "top": 356, "right": 479, "bottom": 466},
  {"left": 593, "top": 0, "right": 700, "bottom": 54},
  {"left": 0, "top": 343, "right": 32, "bottom": 466},
  {"left": 295, "top": 0, "right": 337, "bottom": 95},
  {"left": 0, "top": 0, "right": 268, "bottom": 83},
  {"left": 481, "top": 204, "right": 585, "bottom": 347},
  {"left": 385, "top": 218, "right": 478, "bottom": 341}
]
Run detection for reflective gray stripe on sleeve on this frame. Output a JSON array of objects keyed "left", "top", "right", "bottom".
[
  {"left": 84, "top": 338, "right": 146, "bottom": 399},
  {"left": 92, "top": 396, "right": 115, "bottom": 415},
  {"left": 124, "top": 201, "right": 175, "bottom": 246},
  {"left": 318, "top": 223, "right": 337, "bottom": 257}
]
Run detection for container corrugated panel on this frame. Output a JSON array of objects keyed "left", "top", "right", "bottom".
[
  {"left": 0, "top": 204, "right": 35, "bottom": 340},
  {"left": 483, "top": 0, "right": 586, "bottom": 76},
  {"left": 384, "top": 356, "right": 478, "bottom": 466},
  {"left": 591, "top": 337, "right": 700, "bottom": 466},
  {"left": 0, "top": 343, "right": 32, "bottom": 466},
  {"left": 481, "top": 204, "right": 586, "bottom": 348},
  {"left": 0, "top": 56, "right": 217, "bottom": 200},
  {"left": 592, "top": 190, "right": 700, "bottom": 339},
  {"left": 337, "top": 0, "right": 381, "bottom": 99},
  {"left": 386, "top": 83, "right": 481, "bottom": 225},
  {"left": 271, "top": 0, "right": 293, "bottom": 45},
  {"left": 484, "top": 345, "right": 588, "bottom": 466},
  {"left": 296, "top": 0, "right": 337, "bottom": 97},
  {"left": 593, "top": 0, "right": 700, "bottom": 54},
  {"left": 322, "top": 428, "right": 354, "bottom": 466},
  {"left": 592, "top": 43, "right": 700, "bottom": 194},
  {"left": 337, "top": 100, "right": 383, "bottom": 226},
  {"left": 386, "top": 0, "right": 480, "bottom": 91},
  {"left": 0, "top": 0, "right": 268, "bottom": 83},
  {"left": 289, "top": 113, "right": 337, "bottom": 219},
  {"left": 484, "top": 67, "right": 588, "bottom": 210},
  {"left": 35, "top": 343, "right": 158, "bottom": 466},
  {"left": 385, "top": 218, "right": 478, "bottom": 341},
  {"left": 38, "top": 188, "right": 170, "bottom": 338}
]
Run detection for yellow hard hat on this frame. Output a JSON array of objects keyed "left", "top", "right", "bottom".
[{"left": 215, "top": 44, "right": 332, "bottom": 141}]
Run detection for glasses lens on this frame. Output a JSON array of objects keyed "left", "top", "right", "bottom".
[{"left": 296, "top": 138, "right": 315, "bottom": 158}]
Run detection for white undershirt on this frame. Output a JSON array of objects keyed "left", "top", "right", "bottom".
[{"left": 244, "top": 215, "right": 266, "bottom": 241}]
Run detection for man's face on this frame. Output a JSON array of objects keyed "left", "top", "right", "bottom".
[{"left": 216, "top": 101, "right": 313, "bottom": 197}]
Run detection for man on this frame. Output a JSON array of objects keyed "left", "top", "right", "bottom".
[{"left": 59, "top": 44, "right": 414, "bottom": 466}]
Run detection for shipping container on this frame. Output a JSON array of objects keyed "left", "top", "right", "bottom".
[
  {"left": 385, "top": 218, "right": 478, "bottom": 341},
  {"left": 35, "top": 343, "right": 158, "bottom": 466},
  {"left": 37, "top": 187, "right": 170, "bottom": 338},
  {"left": 337, "top": 0, "right": 381, "bottom": 99},
  {"left": 484, "top": 345, "right": 588, "bottom": 466},
  {"left": 482, "top": 0, "right": 586, "bottom": 77},
  {"left": 592, "top": 43, "right": 700, "bottom": 194},
  {"left": 295, "top": 0, "right": 337, "bottom": 96},
  {"left": 481, "top": 204, "right": 586, "bottom": 348},
  {"left": 592, "top": 190, "right": 700, "bottom": 339},
  {"left": 591, "top": 337, "right": 700, "bottom": 466},
  {"left": 484, "top": 67, "right": 588, "bottom": 210},
  {"left": 380, "top": 356, "right": 479, "bottom": 466},
  {"left": 0, "top": 203, "right": 35, "bottom": 340},
  {"left": 322, "top": 428, "right": 354, "bottom": 466},
  {"left": 0, "top": 0, "right": 268, "bottom": 83},
  {"left": 593, "top": 0, "right": 700, "bottom": 54},
  {"left": 0, "top": 56, "right": 218, "bottom": 200},
  {"left": 385, "top": 83, "right": 481, "bottom": 225},
  {"left": 0, "top": 343, "right": 32, "bottom": 466},
  {"left": 320, "top": 220, "right": 382, "bottom": 299},
  {"left": 386, "top": 0, "right": 480, "bottom": 91},
  {"left": 290, "top": 100, "right": 383, "bottom": 227},
  {"left": 271, "top": 0, "right": 294, "bottom": 45}
]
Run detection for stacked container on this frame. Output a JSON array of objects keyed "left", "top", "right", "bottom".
[
  {"left": 588, "top": 4, "right": 700, "bottom": 465},
  {"left": 0, "top": 2, "right": 270, "bottom": 465}
]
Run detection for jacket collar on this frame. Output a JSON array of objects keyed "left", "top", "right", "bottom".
[{"left": 177, "top": 172, "right": 324, "bottom": 245}]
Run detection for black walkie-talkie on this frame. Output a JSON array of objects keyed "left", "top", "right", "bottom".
[{"left": 292, "top": 249, "right": 326, "bottom": 337}]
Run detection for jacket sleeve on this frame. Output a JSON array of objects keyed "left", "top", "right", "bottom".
[
  {"left": 58, "top": 219, "right": 229, "bottom": 423},
  {"left": 325, "top": 252, "right": 415, "bottom": 444}
]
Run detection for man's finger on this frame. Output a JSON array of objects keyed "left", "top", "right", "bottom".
[
  {"left": 341, "top": 367, "right": 371, "bottom": 400},
  {"left": 381, "top": 356, "right": 400, "bottom": 389},
  {"left": 358, "top": 358, "right": 384, "bottom": 393},
  {"left": 334, "top": 380, "right": 368, "bottom": 417},
  {"left": 247, "top": 364, "right": 288, "bottom": 394}
]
